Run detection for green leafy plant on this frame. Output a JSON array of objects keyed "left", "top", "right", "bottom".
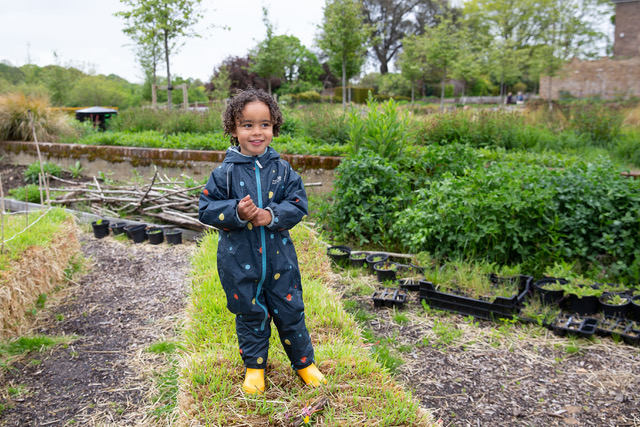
[
  {"left": 350, "top": 252, "right": 366, "bottom": 260},
  {"left": 67, "top": 161, "right": 84, "bottom": 179},
  {"left": 347, "top": 94, "right": 410, "bottom": 161},
  {"left": 322, "top": 152, "right": 410, "bottom": 246},
  {"left": 8, "top": 185, "right": 41, "bottom": 203},
  {"left": 375, "top": 261, "right": 397, "bottom": 271},
  {"left": 561, "top": 283, "right": 602, "bottom": 298},
  {"left": 328, "top": 247, "right": 348, "bottom": 256},
  {"left": 600, "top": 293, "right": 630, "bottom": 306},
  {"left": 24, "top": 161, "right": 62, "bottom": 184}
]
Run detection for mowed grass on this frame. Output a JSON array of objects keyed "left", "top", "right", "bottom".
[{"left": 181, "top": 225, "right": 434, "bottom": 426}]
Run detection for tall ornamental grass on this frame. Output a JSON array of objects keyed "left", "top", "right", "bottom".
[{"left": 0, "top": 92, "right": 76, "bottom": 142}]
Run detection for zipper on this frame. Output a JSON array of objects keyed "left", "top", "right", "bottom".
[{"left": 254, "top": 160, "right": 269, "bottom": 330}]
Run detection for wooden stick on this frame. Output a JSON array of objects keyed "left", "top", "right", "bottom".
[
  {"left": 1, "top": 174, "right": 4, "bottom": 253},
  {"left": 29, "top": 109, "right": 50, "bottom": 206}
]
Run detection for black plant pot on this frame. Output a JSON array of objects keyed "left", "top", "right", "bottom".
[
  {"left": 91, "top": 220, "right": 110, "bottom": 239},
  {"left": 533, "top": 277, "right": 568, "bottom": 305},
  {"left": 599, "top": 293, "right": 631, "bottom": 319},
  {"left": 565, "top": 294, "right": 599, "bottom": 315},
  {"left": 374, "top": 261, "right": 398, "bottom": 284},
  {"left": 109, "top": 222, "right": 127, "bottom": 236},
  {"left": 632, "top": 296, "right": 640, "bottom": 322},
  {"left": 124, "top": 224, "right": 147, "bottom": 244},
  {"left": 349, "top": 252, "right": 367, "bottom": 268},
  {"left": 165, "top": 229, "right": 182, "bottom": 245},
  {"left": 147, "top": 228, "right": 164, "bottom": 245},
  {"left": 366, "top": 253, "right": 388, "bottom": 274},
  {"left": 327, "top": 245, "right": 351, "bottom": 267}
]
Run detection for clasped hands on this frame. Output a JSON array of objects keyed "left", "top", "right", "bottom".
[{"left": 237, "top": 194, "right": 272, "bottom": 226}]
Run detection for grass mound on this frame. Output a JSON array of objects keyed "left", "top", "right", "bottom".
[
  {"left": 180, "top": 225, "right": 434, "bottom": 425},
  {"left": 0, "top": 208, "right": 80, "bottom": 337}
]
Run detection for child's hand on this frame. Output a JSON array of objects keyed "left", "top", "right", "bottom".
[
  {"left": 238, "top": 195, "right": 258, "bottom": 221},
  {"left": 251, "top": 208, "right": 273, "bottom": 227}
]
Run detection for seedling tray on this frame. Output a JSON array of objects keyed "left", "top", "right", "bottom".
[
  {"left": 372, "top": 287, "right": 407, "bottom": 309},
  {"left": 399, "top": 278, "right": 420, "bottom": 292},
  {"left": 418, "top": 275, "right": 533, "bottom": 320},
  {"left": 551, "top": 313, "right": 598, "bottom": 338}
]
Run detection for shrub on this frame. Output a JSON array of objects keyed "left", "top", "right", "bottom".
[
  {"left": 322, "top": 152, "right": 410, "bottom": 246},
  {"left": 564, "top": 102, "right": 624, "bottom": 146},
  {"left": 8, "top": 185, "right": 42, "bottom": 203},
  {"left": 391, "top": 160, "right": 640, "bottom": 283},
  {"left": 109, "top": 106, "right": 223, "bottom": 134},
  {"left": 292, "top": 104, "right": 349, "bottom": 145},
  {"left": 293, "top": 91, "right": 321, "bottom": 103},
  {"left": 0, "top": 92, "right": 76, "bottom": 142},
  {"left": 24, "top": 161, "right": 62, "bottom": 184}
]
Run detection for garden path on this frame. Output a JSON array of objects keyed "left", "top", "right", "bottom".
[{"left": 0, "top": 233, "right": 193, "bottom": 426}]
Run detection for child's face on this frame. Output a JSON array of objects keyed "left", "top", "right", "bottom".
[{"left": 232, "top": 101, "right": 273, "bottom": 157}]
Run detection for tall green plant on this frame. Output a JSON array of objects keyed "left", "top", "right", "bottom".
[
  {"left": 322, "top": 152, "right": 410, "bottom": 246},
  {"left": 347, "top": 95, "right": 410, "bottom": 160}
]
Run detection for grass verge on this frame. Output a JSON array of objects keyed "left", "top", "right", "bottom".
[{"left": 179, "top": 225, "right": 434, "bottom": 425}]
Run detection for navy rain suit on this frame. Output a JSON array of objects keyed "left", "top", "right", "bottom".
[{"left": 198, "top": 146, "right": 315, "bottom": 370}]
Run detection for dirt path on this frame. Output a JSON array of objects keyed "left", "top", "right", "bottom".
[{"left": 1, "top": 233, "right": 194, "bottom": 426}]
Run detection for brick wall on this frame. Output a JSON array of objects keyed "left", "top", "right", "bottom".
[
  {"left": 539, "top": 57, "right": 640, "bottom": 100},
  {"left": 613, "top": 0, "right": 640, "bottom": 58}
]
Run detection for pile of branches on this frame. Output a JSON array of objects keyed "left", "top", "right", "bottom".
[{"left": 49, "top": 170, "right": 209, "bottom": 231}]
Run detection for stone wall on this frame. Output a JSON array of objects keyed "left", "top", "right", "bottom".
[
  {"left": 613, "top": 0, "right": 640, "bottom": 58},
  {"left": 539, "top": 57, "right": 640, "bottom": 100},
  {"left": 0, "top": 141, "right": 340, "bottom": 195}
]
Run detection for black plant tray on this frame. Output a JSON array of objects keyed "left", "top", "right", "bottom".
[
  {"left": 596, "top": 317, "right": 640, "bottom": 346},
  {"left": 418, "top": 275, "right": 533, "bottom": 320},
  {"left": 551, "top": 313, "right": 598, "bottom": 338},
  {"left": 372, "top": 287, "right": 407, "bottom": 309},
  {"left": 399, "top": 278, "right": 420, "bottom": 292}
]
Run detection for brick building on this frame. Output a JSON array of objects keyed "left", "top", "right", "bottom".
[
  {"left": 539, "top": 0, "right": 640, "bottom": 100},
  {"left": 613, "top": 0, "right": 640, "bottom": 57}
]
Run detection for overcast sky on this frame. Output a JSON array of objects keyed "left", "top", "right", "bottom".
[{"left": 1, "top": 0, "right": 326, "bottom": 84}]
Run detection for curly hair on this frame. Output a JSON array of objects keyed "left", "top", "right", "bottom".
[{"left": 222, "top": 88, "right": 284, "bottom": 146}]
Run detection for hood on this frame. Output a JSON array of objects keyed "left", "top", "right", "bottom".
[{"left": 222, "top": 146, "right": 281, "bottom": 165}]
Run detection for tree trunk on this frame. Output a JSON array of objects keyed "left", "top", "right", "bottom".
[
  {"left": 461, "top": 81, "right": 466, "bottom": 105},
  {"left": 500, "top": 68, "right": 505, "bottom": 106},
  {"left": 440, "top": 65, "right": 446, "bottom": 111},
  {"left": 548, "top": 75, "right": 553, "bottom": 111},
  {"left": 341, "top": 58, "right": 347, "bottom": 110},
  {"left": 164, "top": 30, "right": 172, "bottom": 111},
  {"left": 411, "top": 81, "right": 415, "bottom": 107},
  {"left": 379, "top": 61, "right": 388, "bottom": 74},
  {"left": 268, "top": 78, "right": 272, "bottom": 95}
]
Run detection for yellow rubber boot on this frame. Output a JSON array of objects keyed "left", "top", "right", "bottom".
[
  {"left": 297, "top": 363, "right": 327, "bottom": 387},
  {"left": 243, "top": 368, "right": 265, "bottom": 394}
]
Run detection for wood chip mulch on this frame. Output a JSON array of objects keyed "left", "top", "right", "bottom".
[{"left": 0, "top": 232, "right": 194, "bottom": 426}]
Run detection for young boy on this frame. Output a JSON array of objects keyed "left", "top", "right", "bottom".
[{"left": 198, "top": 89, "right": 326, "bottom": 394}]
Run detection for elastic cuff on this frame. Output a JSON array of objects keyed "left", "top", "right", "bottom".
[
  {"left": 264, "top": 207, "right": 275, "bottom": 228},
  {"left": 235, "top": 206, "right": 249, "bottom": 224}
]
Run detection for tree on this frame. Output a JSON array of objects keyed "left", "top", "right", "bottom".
[
  {"left": 533, "top": 0, "right": 611, "bottom": 108},
  {"left": 208, "top": 65, "right": 231, "bottom": 102},
  {"left": 317, "top": 0, "right": 372, "bottom": 109},
  {"left": 449, "top": 23, "right": 488, "bottom": 103},
  {"left": 420, "top": 17, "right": 460, "bottom": 110},
  {"left": 116, "top": 0, "right": 204, "bottom": 110},
  {"left": 362, "top": 0, "right": 445, "bottom": 74},
  {"left": 396, "top": 34, "right": 427, "bottom": 104}
]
